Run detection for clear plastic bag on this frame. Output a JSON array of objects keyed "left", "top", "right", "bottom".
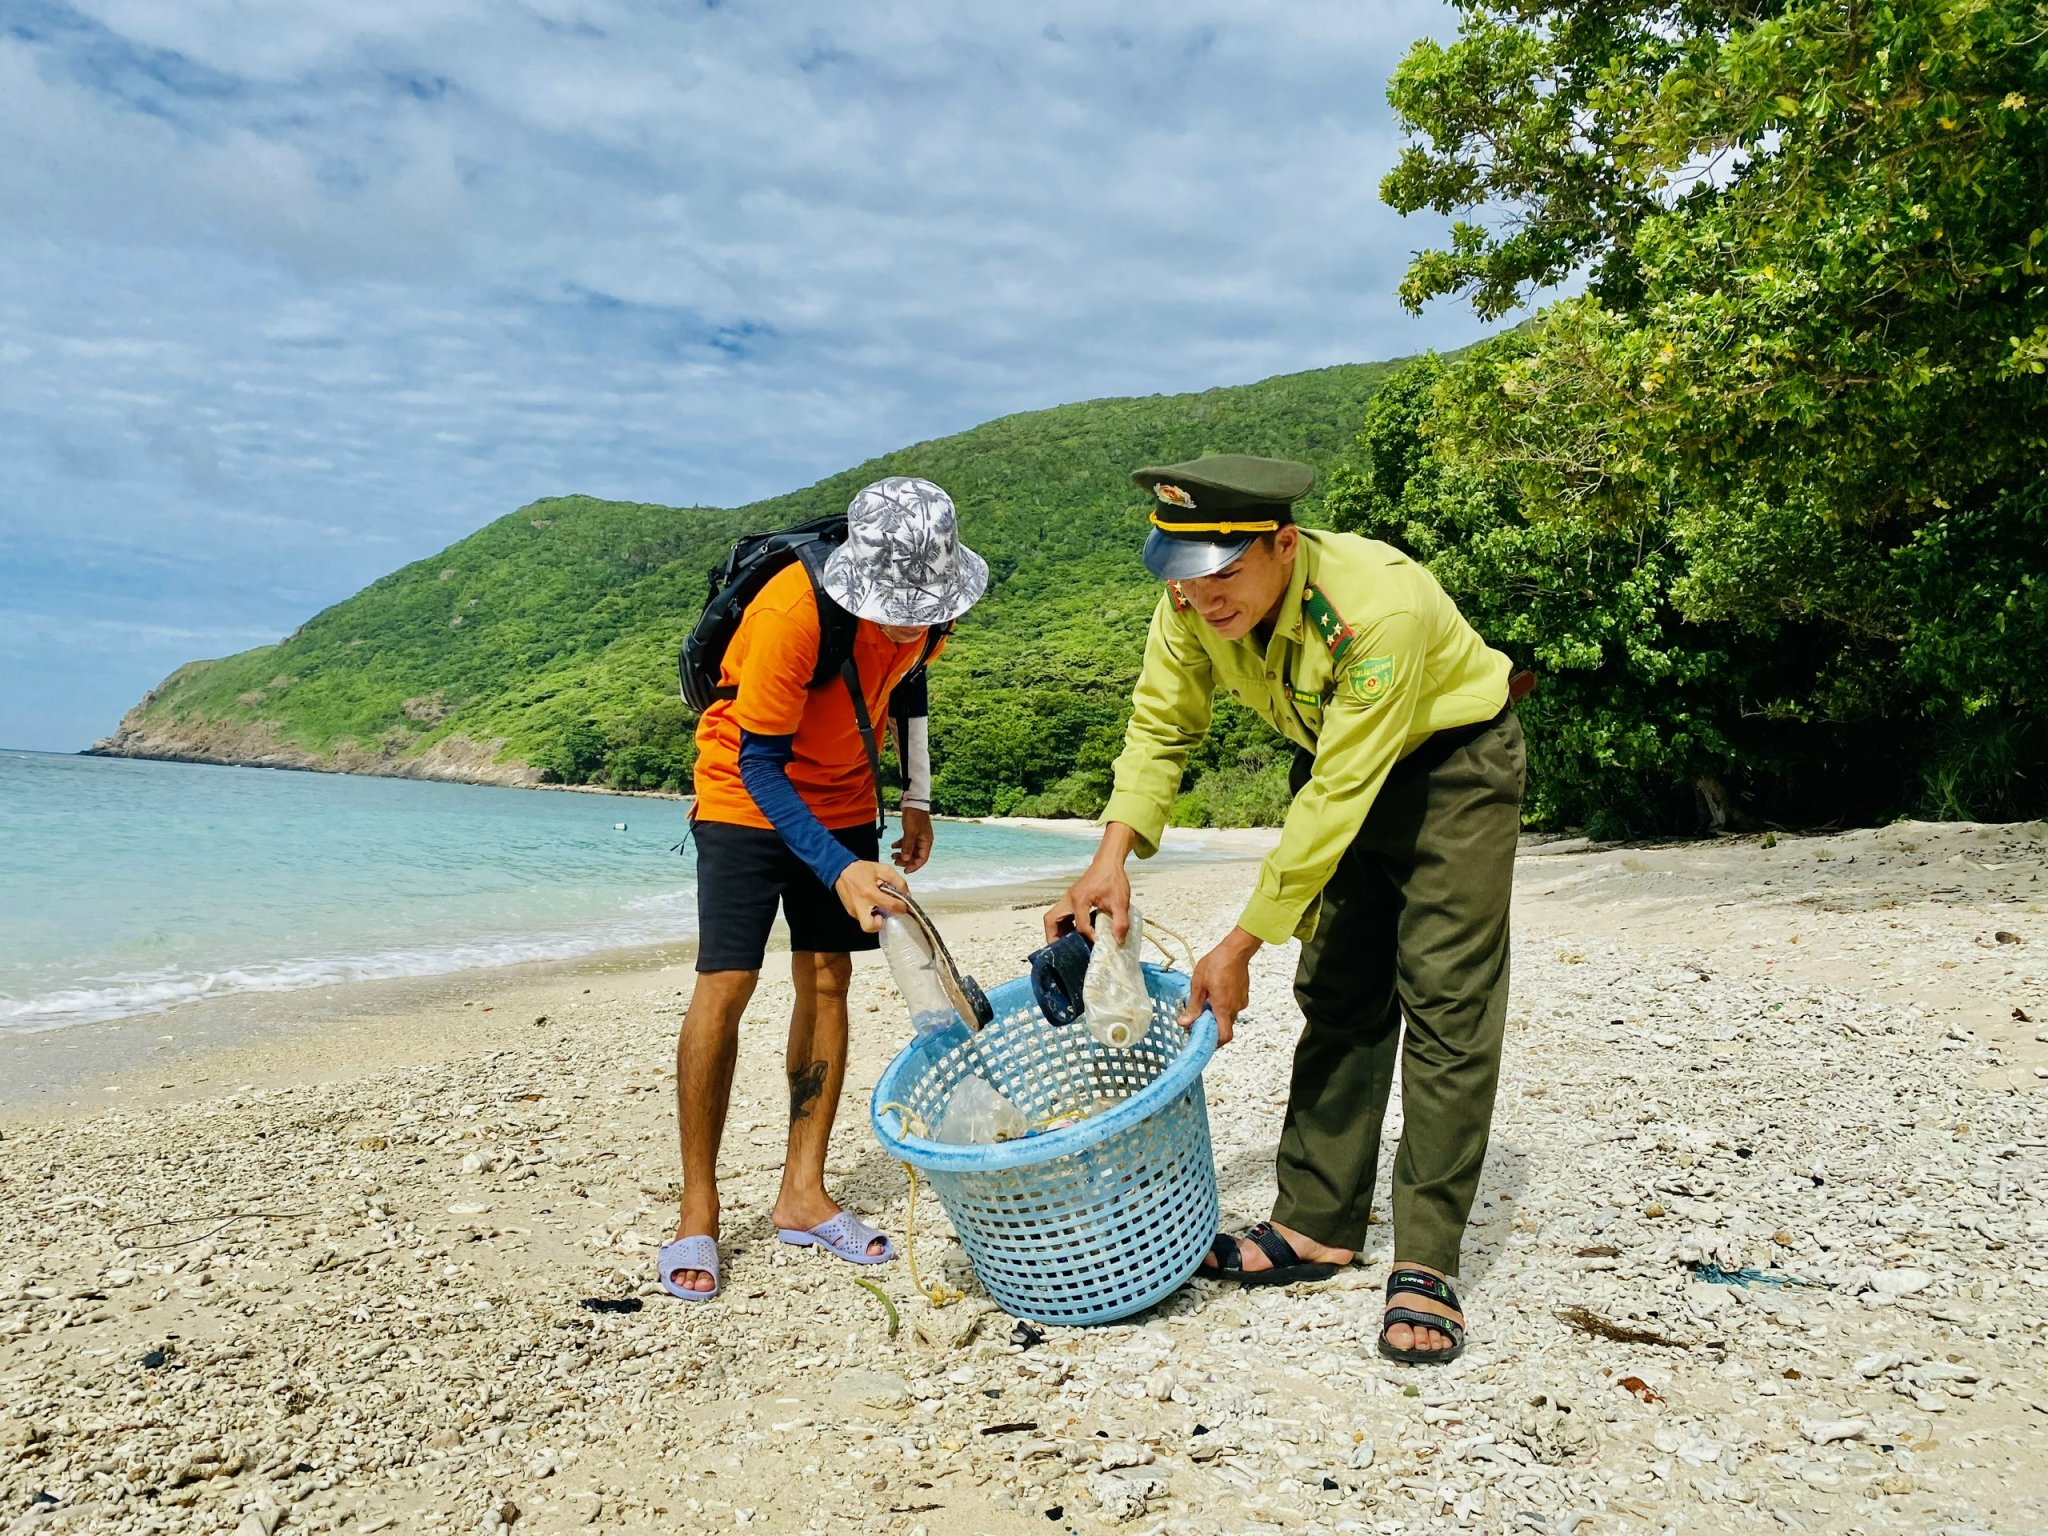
[
  {"left": 880, "top": 913, "right": 956, "bottom": 1036},
  {"left": 935, "top": 1075, "right": 1027, "bottom": 1143},
  {"left": 1081, "top": 900, "right": 1150, "bottom": 1049}
]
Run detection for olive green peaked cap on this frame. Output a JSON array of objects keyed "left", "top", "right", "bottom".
[
  {"left": 1131, "top": 453, "right": 1316, "bottom": 580},
  {"left": 1132, "top": 453, "right": 1316, "bottom": 515}
]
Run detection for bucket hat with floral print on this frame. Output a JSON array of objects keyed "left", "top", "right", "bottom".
[{"left": 818, "top": 476, "right": 988, "bottom": 627}]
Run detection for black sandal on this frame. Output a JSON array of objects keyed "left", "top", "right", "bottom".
[
  {"left": 1378, "top": 1268, "right": 1467, "bottom": 1364},
  {"left": 1202, "top": 1222, "right": 1343, "bottom": 1288}
]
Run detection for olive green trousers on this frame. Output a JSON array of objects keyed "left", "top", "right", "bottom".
[{"left": 1269, "top": 710, "right": 1525, "bottom": 1276}]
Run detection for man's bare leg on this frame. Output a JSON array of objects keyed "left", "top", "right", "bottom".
[
  {"left": 768, "top": 951, "right": 882, "bottom": 1254},
  {"left": 669, "top": 968, "right": 759, "bottom": 1292}
]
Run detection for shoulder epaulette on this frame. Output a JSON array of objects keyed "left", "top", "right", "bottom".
[{"left": 1302, "top": 583, "right": 1357, "bottom": 661}]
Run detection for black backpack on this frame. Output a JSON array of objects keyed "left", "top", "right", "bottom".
[
  {"left": 678, "top": 514, "right": 943, "bottom": 827},
  {"left": 679, "top": 514, "right": 856, "bottom": 713}
]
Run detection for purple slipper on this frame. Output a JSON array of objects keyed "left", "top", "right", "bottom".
[
  {"left": 776, "top": 1211, "right": 894, "bottom": 1265},
  {"left": 656, "top": 1235, "right": 721, "bottom": 1301}
]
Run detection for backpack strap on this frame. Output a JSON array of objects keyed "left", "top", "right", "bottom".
[
  {"left": 839, "top": 657, "right": 888, "bottom": 836},
  {"left": 789, "top": 542, "right": 861, "bottom": 690},
  {"left": 699, "top": 533, "right": 856, "bottom": 704},
  {"left": 779, "top": 542, "right": 884, "bottom": 832}
]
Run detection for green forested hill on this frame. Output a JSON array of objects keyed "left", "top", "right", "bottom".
[
  {"left": 91, "top": 4, "right": 2048, "bottom": 837},
  {"left": 106, "top": 363, "right": 1398, "bottom": 819}
]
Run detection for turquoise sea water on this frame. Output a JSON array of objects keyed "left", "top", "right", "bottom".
[{"left": 0, "top": 750, "right": 1133, "bottom": 1033}]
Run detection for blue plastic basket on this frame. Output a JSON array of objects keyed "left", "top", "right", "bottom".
[{"left": 870, "top": 962, "right": 1219, "bottom": 1326}]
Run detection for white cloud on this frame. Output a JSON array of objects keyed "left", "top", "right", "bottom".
[{"left": 0, "top": 0, "right": 1500, "bottom": 749}]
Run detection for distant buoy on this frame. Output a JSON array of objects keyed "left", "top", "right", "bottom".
[{"left": 613, "top": 822, "right": 628, "bottom": 831}]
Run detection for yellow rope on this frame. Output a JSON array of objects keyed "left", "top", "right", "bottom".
[
  {"left": 1141, "top": 917, "right": 1196, "bottom": 973},
  {"left": 876, "top": 1101, "right": 965, "bottom": 1308}
]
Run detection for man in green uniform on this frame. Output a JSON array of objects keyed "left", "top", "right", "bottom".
[{"left": 1044, "top": 454, "right": 1525, "bottom": 1364}]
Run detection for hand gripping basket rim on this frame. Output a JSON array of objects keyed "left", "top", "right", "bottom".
[{"left": 869, "top": 963, "right": 1217, "bottom": 1174}]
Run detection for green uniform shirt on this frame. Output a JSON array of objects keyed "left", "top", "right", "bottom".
[{"left": 1102, "top": 530, "right": 1512, "bottom": 946}]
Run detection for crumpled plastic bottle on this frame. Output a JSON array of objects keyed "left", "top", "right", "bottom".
[
  {"left": 1081, "top": 901, "right": 1151, "bottom": 1049},
  {"left": 880, "top": 913, "right": 957, "bottom": 1036},
  {"left": 936, "top": 1075, "right": 1027, "bottom": 1143}
]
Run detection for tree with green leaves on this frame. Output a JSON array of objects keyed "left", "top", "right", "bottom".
[{"left": 1369, "top": 0, "right": 2046, "bottom": 824}]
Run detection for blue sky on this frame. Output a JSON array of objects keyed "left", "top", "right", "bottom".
[{"left": 0, "top": 0, "right": 1496, "bottom": 752}]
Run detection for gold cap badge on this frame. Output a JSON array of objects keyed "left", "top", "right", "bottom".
[{"left": 1154, "top": 483, "right": 1196, "bottom": 509}]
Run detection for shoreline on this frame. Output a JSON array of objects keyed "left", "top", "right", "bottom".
[
  {"left": 0, "top": 777, "right": 1277, "bottom": 1103},
  {"left": 71, "top": 740, "right": 1168, "bottom": 822},
  {"left": 61, "top": 743, "right": 1137, "bottom": 814},
  {"left": 0, "top": 850, "right": 1269, "bottom": 1120},
  {"left": 0, "top": 813, "right": 1924, "bottom": 1108},
  {"left": 4, "top": 755, "right": 1221, "bottom": 1068}
]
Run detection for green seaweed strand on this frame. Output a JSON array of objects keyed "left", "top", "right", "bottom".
[{"left": 852, "top": 1276, "right": 899, "bottom": 1338}]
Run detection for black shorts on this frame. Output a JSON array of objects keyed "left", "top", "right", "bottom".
[{"left": 692, "top": 819, "right": 880, "bottom": 972}]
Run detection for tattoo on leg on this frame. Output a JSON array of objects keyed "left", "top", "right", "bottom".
[{"left": 788, "top": 1060, "right": 828, "bottom": 1123}]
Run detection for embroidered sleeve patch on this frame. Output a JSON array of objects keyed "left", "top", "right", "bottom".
[{"left": 1348, "top": 655, "right": 1395, "bottom": 705}]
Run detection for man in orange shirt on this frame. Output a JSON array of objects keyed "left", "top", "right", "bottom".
[{"left": 658, "top": 478, "right": 988, "bottom": 1301}]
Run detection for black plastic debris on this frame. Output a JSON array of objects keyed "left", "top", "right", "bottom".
[
  {"left": 1009, "top": 1321, "right": 1045, "bottom": 1350},
  {"left": 1043, "top": 1508, "right": 1064, "bottom": 1522},
  {"left": 578, "top": 1297, "right": 642, "bottom": 1314},
  {"left": 138, "top": 1349, "right": 168, "bottom": 1370}
]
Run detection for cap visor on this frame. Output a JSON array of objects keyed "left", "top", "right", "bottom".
[{"left": 1142, "top": 529, "right": 1255, "bottom": 581}]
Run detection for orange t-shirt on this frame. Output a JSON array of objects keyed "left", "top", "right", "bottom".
[{"left": 692, "top": 562, "right": 937, "bottom": 830}]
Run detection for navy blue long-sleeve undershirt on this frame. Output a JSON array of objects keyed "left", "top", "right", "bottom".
[{"left": 737, "top": 730, "right": 861, "bottom": 890}]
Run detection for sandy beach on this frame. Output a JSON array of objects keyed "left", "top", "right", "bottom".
[{"left": 3, "top": 820, "right": 2045, "bottom": 1535}]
